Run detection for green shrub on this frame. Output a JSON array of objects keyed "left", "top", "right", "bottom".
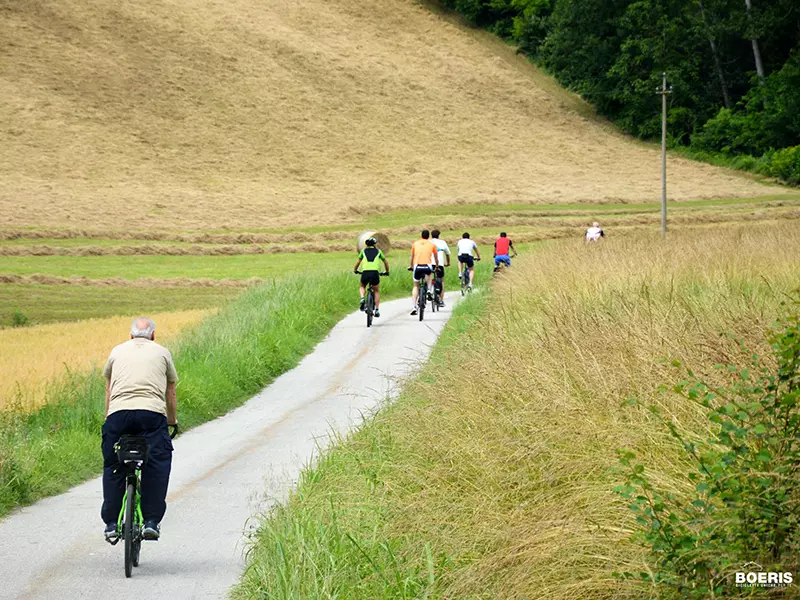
[
  {"left": 615, "top": 304, "right": 800, "bottom": 598},
  {"left": 768, "top": 145, "right": 800, "bottom": 186},
  {"left": 11, "top": 310, "right": 29, "bottom": 328}
]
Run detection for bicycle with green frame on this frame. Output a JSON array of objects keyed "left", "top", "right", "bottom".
[
  {"left": 110, "top": 426, "right": 177, "bottom": 578},
  {"left": 355, "top": 271, "right": 387, "bottom": 327}
]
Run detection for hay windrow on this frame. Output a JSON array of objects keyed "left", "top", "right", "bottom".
[{"left": 0, "top": 274, "right": 261, "bottom": 288}]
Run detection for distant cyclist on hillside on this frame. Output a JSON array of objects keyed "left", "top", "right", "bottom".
[
  {"left": 493, "top": 232, "right": 517, "bottom": 271},
  {"left": 457, "top": 232, "right": 481, "bottom": 289},
  {"left": 431, "top": 229, "right": 451, "bottom": 308},
  {"left": 353, "top": 237, "right": 390, "bottom": 318},
  {"left": 409, "top": 229, "right": 439, "bottom": 316}
]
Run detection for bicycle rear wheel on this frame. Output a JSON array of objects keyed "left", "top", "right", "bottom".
[
  {"left": 132, "top": 490, "right": 141, "bottom": 568},
  {"left": 366, "top": 291, "right": 374, "bottom": 327},
  {"left": 418, "top": 293, "right": 425, "bottom": 321},
  {"left": 124, "top": 481, "right": 135, "bottom": 578}
]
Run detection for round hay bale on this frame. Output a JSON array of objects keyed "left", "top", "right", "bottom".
[{"left": 356, "top": 231, "right": 391, "bottom": 255}]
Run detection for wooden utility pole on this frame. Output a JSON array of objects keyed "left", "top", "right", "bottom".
[{"left": 656, "top": 73, "right": 672, "bottom": 239}]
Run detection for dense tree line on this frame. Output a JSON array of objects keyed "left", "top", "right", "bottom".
[{"left": 440, "top": 0, "right": 800, "bottom": 183}]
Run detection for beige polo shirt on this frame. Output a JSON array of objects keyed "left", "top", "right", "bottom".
[{"left": 103, "top": 338, "right": 178, "bottom": 416}]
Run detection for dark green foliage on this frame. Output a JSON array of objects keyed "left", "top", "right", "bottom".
[
  {"left": 615, "top": 304, "right": 800, "bottom": 598},
  {"left": 693, "top": 51, "right": 800, "bottom": 155},
  {"left": 769, "top": 146, "right": 800, "bottom": 186},
  {"left": 11, "top": 310, "right": 29, "bottom": 328},
  {"left": 436, "top": 0, "right": 800, "bottom": 185}
]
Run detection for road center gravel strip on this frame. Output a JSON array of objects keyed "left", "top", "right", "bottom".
[{"left": 0, "top": 293, "right": 458, "bottom": 600}]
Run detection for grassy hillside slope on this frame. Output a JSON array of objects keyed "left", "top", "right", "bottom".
[{"left": 1, "top": 0, "right": 781, "bottom": 232}]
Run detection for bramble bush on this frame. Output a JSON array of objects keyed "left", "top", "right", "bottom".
[{"left": 615, "top": 303, "right": 800, "bottom": 599}]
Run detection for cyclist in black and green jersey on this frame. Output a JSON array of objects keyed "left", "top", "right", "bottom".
[{"left": 354, "top": 237, "right": 390, "bottom": 317}]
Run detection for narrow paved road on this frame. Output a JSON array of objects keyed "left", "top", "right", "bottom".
[{"left": 0, "top": 294, "right": 458, "bottom": 600}]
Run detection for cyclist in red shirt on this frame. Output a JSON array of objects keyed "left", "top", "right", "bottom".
[{"left": 493, "top": 232, "right": 517, "bottom": 271}]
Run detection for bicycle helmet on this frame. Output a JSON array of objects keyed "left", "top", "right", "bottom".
[{"left": 365, "top": 237, "right": 377, "bottom": 246}]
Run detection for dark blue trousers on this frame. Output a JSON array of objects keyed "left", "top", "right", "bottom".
[{"left": 101, "top": 410, "right": 173, "bottom": 524}]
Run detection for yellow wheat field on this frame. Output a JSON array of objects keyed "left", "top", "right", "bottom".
[
  {"left": 0, "top": 0, "right": 785, "bottom": 233},
  {"left": 0, "top": 310, "right": 210, "bottom": 411}
]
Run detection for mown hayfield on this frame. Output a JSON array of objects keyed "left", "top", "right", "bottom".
[
  {"left": 0, "top": 252, "right": 355, "bottom": 280},
  {"left": 1, "top": 0, "right": 786, "bottom": 233},
  {"left": 0, "top": 310, "right": 209, "bottom": 411},
  {"left": 235, "top": 221, "right": 800, "bottom": 599},
  {"left": 0, "top": 284, "right": 236, "bottom": 327}
]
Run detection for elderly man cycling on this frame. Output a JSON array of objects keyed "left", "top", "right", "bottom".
[{"left": 101, "top": 317, "right": 178, "bottom": 543}]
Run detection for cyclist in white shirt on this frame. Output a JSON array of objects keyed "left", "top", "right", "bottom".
[
  {"left": 456, "top": 232, "right": 481, "bottom": 289},
  {"left": 430, "top": 229, "right": 451, "bottom": 308},
  {"left": 585, "top": 222, "right": 605, "bottom": 242}
]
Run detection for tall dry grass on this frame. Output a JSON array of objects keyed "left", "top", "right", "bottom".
[
  {"left": 0, "top": 310, "right": 210, "bottom": 411},
  {"left": 237, "top": 222, "right": 800, "bottom": 599}
]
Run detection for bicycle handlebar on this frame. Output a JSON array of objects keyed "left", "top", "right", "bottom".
[{"left": 168, "top": 424, "right": 179, "bottom": 439}]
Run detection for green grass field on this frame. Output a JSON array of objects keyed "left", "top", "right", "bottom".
[
  {"left": 3, "top": 193, "right": 797, "bottom": 328},
  {"left": 0, "top": 285, "right": 240, "bottom": 327},
  {"left": 0, "top": 245, "right": 492, "bottom": 326},
  {"left": 0, "top": 252, "right": 355, "bottom": 280}
]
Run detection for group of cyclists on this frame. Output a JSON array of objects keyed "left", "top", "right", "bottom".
[
  {"left": 354, "top": 229, "right": 518, "bottom": 317},
  {"left": 101, "top": 223, "right": 603, "bottom": 547}
]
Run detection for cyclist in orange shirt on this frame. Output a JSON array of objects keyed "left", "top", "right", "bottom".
[{"left": 408, "top": 229, "right": 439, "bottom": 316}]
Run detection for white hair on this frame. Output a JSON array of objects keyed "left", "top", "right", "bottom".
[{"left": 131, "top": 317, "right": 156, "bottom": 339}]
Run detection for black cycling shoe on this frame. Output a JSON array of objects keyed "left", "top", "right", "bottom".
[
  {"left": 410, "top": 309, "right": 417, "bottom": 316},
  {"left": 359, "top": 299, "right": 365, "bottom": 311},
  {"left": 374, "top": 309, "right": 380, "bottom": 318},
  {"left": 142, "top": 520, "right": 160, "bottom": 541}
]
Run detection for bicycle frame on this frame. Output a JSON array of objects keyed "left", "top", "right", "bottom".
[{"left": 117, "top": 466, "right": 143, "bottom": 537}]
